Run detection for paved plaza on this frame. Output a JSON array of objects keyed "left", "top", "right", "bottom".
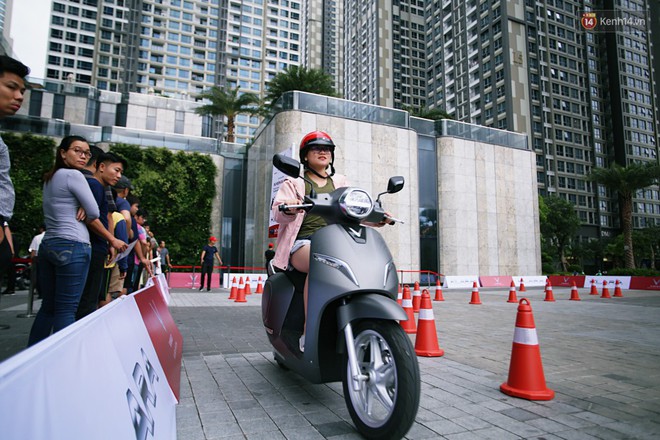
[{"left": 1, "top": 284, "right": 660, "bottom": 439}]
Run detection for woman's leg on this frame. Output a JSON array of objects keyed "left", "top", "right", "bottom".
[
  {"left": 52, "top": 241, "right": 90, "bottom": 332},
  {"left": 28, "top": 247, "right": 56, "bottom": 345}
]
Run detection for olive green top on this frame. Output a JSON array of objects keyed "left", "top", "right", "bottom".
[{"left": 297, "top": 176, "right": 335, "bottom": 238}]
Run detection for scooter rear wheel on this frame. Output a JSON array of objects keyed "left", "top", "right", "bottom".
[{"left": 341, "top": 320, "right": 420, "bottom": 440}]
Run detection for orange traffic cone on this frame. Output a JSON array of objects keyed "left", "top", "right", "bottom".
[
  {"left": 255, "top": 276, "right": 264, "bottom": 294},
  {"left": 412, "top": 281, "right": 421, "bottom": 312},
  {"left": 569, "top": 282, "right": 581, "bottom": 301},
  {"left": 237, "top": 277, "right": 245, "bottom": 297},
  {"left": 614, "top": 280, "right": 623, "bottom": 297},
  {"left": 469, "top": 282, "right": 482, "bottom": 305},
  {"left": 601, "top": 280, "right": 611, "bottom": 298},
  {"left": 229, "top": 276, "right": 238, "bottom": 300},
  {"left": 234, "top": 283, "right": 247, "bottom": 303},
  {"left": 400, "top": 285, "right": 416, "bottom": 334},
  {"left": 500, "top": 298, "right": 555, "bottom": 400},
  {"left": 434, "top": 279, "right": 444, "bottom": 301},
  {"left": 415, "top": 290, "right": 444, "bottom": 357},
  {"left": 397, "top": 285, "right": 405, "bottom": 305},
  {"left": 589, "top": 279, "right": 598, "bottom": 295},
  {"left": 519, "top": 278, "right": 526, "bottom": 292},
  {"left": 507, "top": 280, "right": 518, "bottom": 303},
  {"left": 544, "top": 280, "right": 555, "bottom": 302},
  {"left": 245, "top": 276, "right": 252, "bottom": 294}
]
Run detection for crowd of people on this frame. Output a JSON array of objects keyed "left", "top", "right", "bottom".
[
  {"left": 0, "top": 54, "right": 176, "bottom": 346},
  {"left": 24, "top": 136, "right": 174, "bottom": 345}
]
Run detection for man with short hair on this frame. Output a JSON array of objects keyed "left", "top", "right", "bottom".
[
  {"left": 114, "top": 176, "right": 133, "bottom": 239},
  {"left": 76, "top": 152, "right": 128, "bottom": 320},
  {"left": 0, "top": 56, "right": 30, "bottom": 276}
]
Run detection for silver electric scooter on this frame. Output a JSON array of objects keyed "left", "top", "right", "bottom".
[{"left": 262, "top": 153, "right": 420, "bottom": 440}]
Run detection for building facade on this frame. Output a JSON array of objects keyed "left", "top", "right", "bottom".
[
  {"left": 381, "top": 0, "right": 659, "bottom": 241},
  {"left": 42, "top": 0, "right": 307, "bottom": 144}
]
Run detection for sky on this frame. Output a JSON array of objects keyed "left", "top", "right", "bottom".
[{"left": 9, "top": 0, "right": 51, "bottom": 79}]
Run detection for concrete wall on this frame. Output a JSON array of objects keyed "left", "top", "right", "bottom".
[
  {"left": 247, "top": 111, "right": 541, "bottom": 277},
  {"left": 246, "top": 110, "right": 421, "bottom": 273},
  {"left": 437, "top": 137, "right": 541, "bottom": 276}
]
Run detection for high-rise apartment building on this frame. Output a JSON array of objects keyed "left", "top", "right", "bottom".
[
  {"left": 302, "top": 0, "right": 343, "bottom": 92},
  {"left": 343, "top": 0, "right": 426, "bottom": 109},
  {"left": 344, "top": 0, "right": 658, "bottom": 240},
  {"left": 43, "top": 0, "right": 304, "bottom": 144}
]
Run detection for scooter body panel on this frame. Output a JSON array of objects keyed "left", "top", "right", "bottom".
[{"left": 262, "top": 224, "right": 401, "bottom": 384}]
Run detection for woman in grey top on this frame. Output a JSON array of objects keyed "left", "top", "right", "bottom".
[{"left": 28, "top": 136, "right": 127, "bottom": 345}]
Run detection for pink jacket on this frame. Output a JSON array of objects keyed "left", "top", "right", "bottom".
[{"left": 271, "top": 173, "right": 349, "bottom": 270}]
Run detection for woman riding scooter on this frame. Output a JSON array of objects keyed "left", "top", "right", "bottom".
[{"left": 271, "top": 131, "right": 389, "bottom": 352}]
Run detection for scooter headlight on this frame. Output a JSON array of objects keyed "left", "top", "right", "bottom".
[{"left": 339, "top": 189, "right": 373, "bottom": 220}]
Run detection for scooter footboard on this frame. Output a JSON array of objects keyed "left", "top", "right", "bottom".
[
  {"left": 336, "top": 294, "right": 408, "bottom": 330},
  {"left": 262, "top": 273, "right": 294, "bottom": 335}
]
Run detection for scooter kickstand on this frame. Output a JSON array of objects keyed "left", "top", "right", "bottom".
[{"left": 344, "top": 322, "right": 369, "bottom": 391}]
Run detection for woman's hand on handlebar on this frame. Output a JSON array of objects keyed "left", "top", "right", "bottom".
[{"left": 281, "top": 199, "right": 304, "bottom": 215}]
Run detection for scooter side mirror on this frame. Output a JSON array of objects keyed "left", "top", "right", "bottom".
[
  {"left": 273, "top": 153, "right": 302, "bottom": 178},
  {"left": 387, "top": 176, "right": 405, "bottom": 194}
]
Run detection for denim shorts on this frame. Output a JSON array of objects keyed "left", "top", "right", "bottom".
[{"left": 290, "top": 239, "right": 311, "bottom": 255}]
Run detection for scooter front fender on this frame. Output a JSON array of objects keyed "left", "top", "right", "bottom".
[{"left": 337, "top": 294, "right": 408, "bottom": 331}]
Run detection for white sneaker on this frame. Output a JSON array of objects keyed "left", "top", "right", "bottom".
[{"left": 299, "top": 334, "right": 305, "bottom": 352}]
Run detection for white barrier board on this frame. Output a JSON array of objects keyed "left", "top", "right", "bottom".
[
  {"left": 586, "top": 276, "right": 631, "bottom": 289},
  {"left": 443, "top": 275, "right": 480, "bottom": 289},
  {"left": 514, "top": 275, "right": 548, "bottom": 287},
  {"left": 0, "top": 293, "right": 177, "bottom": 440}
]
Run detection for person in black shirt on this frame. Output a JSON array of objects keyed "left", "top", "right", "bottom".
[{"left": 199, "top": 236, "right": 222, "bottom": 291}]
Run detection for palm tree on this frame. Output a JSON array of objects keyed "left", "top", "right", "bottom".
[
  {"left": 194, "top": 86, "right": 261, "bottom": 142},
  {"left": 264, "top": 66, "right": 338, "bottom": 108},
  {"left": 404, "top": 106, "right": 453, "bottom": 121},
  {"left": 589, "top": 162, "right": 660, "bottom": 269}
]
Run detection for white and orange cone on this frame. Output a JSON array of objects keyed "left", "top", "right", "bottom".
[
  {"left": 229, "top": 276, "right": 238, "bottom": 300},
  {"left": 234, "top": 277, "right": 247, "bottom": 303},
  {"left": 614, "top": 280, "right": 623, "bottom": 297},
  {"left": 601, "top": 280, "right": 611, "bottom": 298},
  {"left": 519, "top": 278, "right": 527, "bottom": 292},
  {"left": 500, "top": 298, "right": 555, "bottom": 401},
  {"left": 414, "top": 290, "right": 444, "bottom": 357},
  {"left": 469, "top": 281, "right": 482, "bottom": 305},
  {"left": 400, "top": 285, "right": 417, "bottom": 334},
  {"left": 589, "top": 279, "right": 598, "bottom": 295},
  {"left": 544, "top": 280, "right": 556, "bottom": 302},
  {"left": 412, "top": 281, "right": 422, "bottom": 312},
  {"left": 245, "top": 276, "right": 252, "bottom": 294},
  {"left": 507, "top": 280, "right": 518, "bottom": 303},
  {"left": 255, "top": 276, "right": 264, "bottom": 294},
  {"left": 434, "top": 278, "right": 444, "bottom": 301},
  {"left": 569, "top": 282, "right": 581, "bottom": 301}
]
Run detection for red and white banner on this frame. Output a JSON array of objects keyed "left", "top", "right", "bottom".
[
  {"left": 628, "top": 276, "right": 660, "bottom": 290},
  {"left": 480, "top": 276, "right": 513, "bottom": 288},
  {"left": 0, "top": 279, "right": 182, "bottom": 440},
  {"left": 547, "top": 275, "right": 586, "bottom": 288}
]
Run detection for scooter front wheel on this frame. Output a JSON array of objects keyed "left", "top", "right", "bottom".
[{"left": 341, "top": 320, "right": 420, "bottom": 440}]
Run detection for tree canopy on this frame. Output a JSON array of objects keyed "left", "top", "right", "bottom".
[
  {"left": 264, "top": 65, "right": 338, "bottom": 108},
  {"left": 540, "top": 195, "right": 581, "bottom": 272},
  {"left": 194, "top": 86, "right": 261, "bottom": 142},
  {"left": 589, "top": 162, "right": 660, "bottom": 269}
]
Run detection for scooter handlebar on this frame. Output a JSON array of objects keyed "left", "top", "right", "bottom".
[
  {"left": 278, "top": 203, "right": 314, "bottom": 212},
  {"left": 384, "top": 214, "right": 405, "bottom": 225}
]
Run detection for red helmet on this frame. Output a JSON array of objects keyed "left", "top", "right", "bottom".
[
  {"left": 299, "top": 131, "right": 335, "bottom": 159},
  {"left": 299, "top": 131, "right": 336, "bottom": 176}
]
